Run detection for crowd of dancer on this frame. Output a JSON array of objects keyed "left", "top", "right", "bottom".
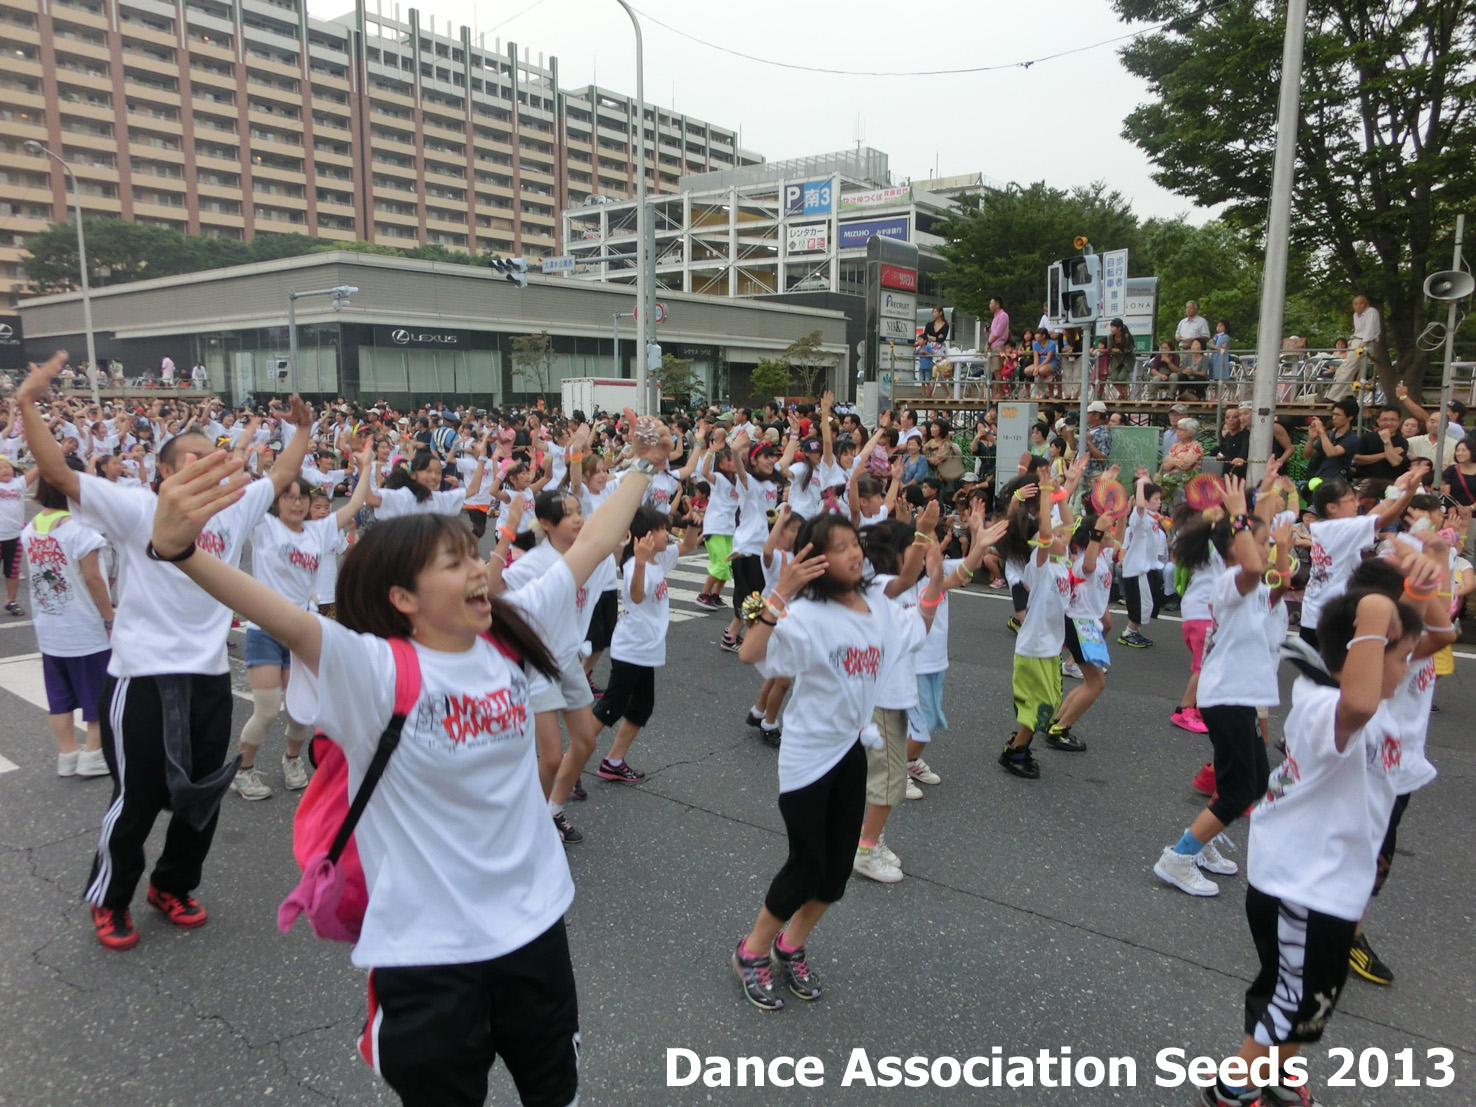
[{"left": 7, "top": 349, "right": 1472, "bottom": 1107}]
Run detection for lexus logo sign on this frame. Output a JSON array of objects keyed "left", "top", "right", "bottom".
[
  {"left": 391, "top": 328, "right": 458, "bottom": 345},
  {"left": 0, "top": 324, "right": 12, "bottom": 339}
]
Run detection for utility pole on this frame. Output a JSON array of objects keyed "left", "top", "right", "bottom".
[
  {"left": 1247, "top": 0, "right": 1309, "bottom": 483},
  {"left": 613, "top": 1, "right": 652, "bottom": 413}
]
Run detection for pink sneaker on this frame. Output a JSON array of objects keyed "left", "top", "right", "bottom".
[{"left": 1171, "top": 707, "right": 1209, "bottom": 734}]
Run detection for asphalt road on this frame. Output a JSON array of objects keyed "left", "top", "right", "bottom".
[{"left": 0, "top": 554, "right": 1471, "bottom": 1107}]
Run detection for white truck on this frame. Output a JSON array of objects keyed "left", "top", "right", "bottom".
[{"left": 560, "top": 377, "right": 642, "bottom": 418}]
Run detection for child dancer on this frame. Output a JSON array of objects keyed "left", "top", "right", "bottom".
[
  {"left": 1000, "top": 481, "right": 1074, "bottom": 777},
  {"left": 721, "top": 434, "right": 794, "bottom": 652},
  {"left": 1044, "top": 512, "right": 1118, "bottom": 749},
  {"left": 1117, "top": 470, "right": 1164, "bottom": 647},
  {"left": 0, "top": 456, "right": 41, "bottom": 615},
  {"left": 23, "top": 461, "right": 114, "bottom": 777},
  {"left": 1201, "top": 576, "right": 1429, "bottom": 1107},
  {"left": 695, "top": 445, "right": 741, "bottom": 611},
  {"left": 731, "top": 514, "right": 945, "bottom": 1010},
  {"left": 744, "top": 504, "right": 802, "bottom": 747},
  {"left": 590, "top": 506, "right": 704, "bottom": 785},
  {"left": 232, "top": 443, "right": 371, "bottom": 799},
  {"left": 1170, "top": 506, "right": 1227, "bottom": 733},
  {"left": 1152, "top": 476, "right": 1290, "bottom": 896},
  {"left": 1299, "top": 469, "right": 1417, "bottom": 649}
]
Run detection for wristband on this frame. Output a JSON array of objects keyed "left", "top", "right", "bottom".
[
  {"left": 912, "top": 533, "right": 933, "bottom": 546},
  {"left": 757, "top": 614, "right": 778, "bottom": 627},
  {"left": 1050, "top": 489, "right": 1068, "bottom": 503},
  {"left": 1403, "top": 578, "right": 1438, "bottom": 601},
  {"left": 1424, "top": 623, "right": 1455, "bottom": 633},
  {"left": 1029, "top": 536, "right": 1052, "bottom": 548},
  {"left": 958, "top": 565, "right": 975, "bottom": 581},
  {"left": 145, "top": 540, "right": 195, "bottom": 563},
  {"left": 1346, "top": 634, "right": 1390, "bottom": 649},
  {"left": 1231, "top": 513, "right": 1253, "bottom": 533},
  {"left": 497, "top": 526, "right": 516, "bottom": 542},
  {"left": 488, "top": 552, "right": 506, "bottom": 566},
  {"left": 1263, "top": 569, "right": 1283, "bottom": 588},
  {"left": 1014, "top": 488, "right": 1029, "bottom": 502},
  {"left": 919, "top": 592, "right": 944, "bottom": 609}
]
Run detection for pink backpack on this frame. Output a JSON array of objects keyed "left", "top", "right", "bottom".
[{"left": 278, "top": 633, "right": 518, "bottom": 942}]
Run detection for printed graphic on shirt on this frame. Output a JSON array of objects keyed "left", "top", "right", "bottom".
[
  {"left": 196, "top": 524, "right": 232, "bottom": 557},
  {"left": 24, "top": 534, "right": 72, "bottom": 614},
  {"left": 410, "top": 668, "right": 531, "bottom": 751},
  {"left": 280, "top": 543, "right": 320, "bottom": 574},
  {"left": 1307, "top": 539, "right": 1333, "bottom": 590},
  {"left": 654, "top": 578, "right": 668, "bottom": 602},
  {"left": 829, "top": 644, "right": 881, "bottom": 680}
]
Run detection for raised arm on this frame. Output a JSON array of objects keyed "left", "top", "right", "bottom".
[
  {"left": 1373, "top": 469, "right": 1419, "bottom": 530},
  {"left": 333, "top": 442, "right": 375, "bottom": 528},
  {"left": 1394, "top": 382, "right": 1431, "bottom": 424},
  {"left": 560, "top": 411, "right": 671, "bottom": 587},
  {"left": 16, "top": 353, "right": 81, "bottom": 502},
  {"left": 1335, "top": 593, "right": 1401, "bottom": 749},
  {"left": 267, "top": 397, "right": 315, "bottom": 497},
  {"left": 819, "top": 391, "right": 835, "bottom": 467}
]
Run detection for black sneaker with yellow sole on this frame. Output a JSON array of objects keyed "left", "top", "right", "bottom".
[
  {"left": 1348, "top": 931, "right": 1393, "bottom": 985},
  {"left": 998, "top": 740, "right": 1040, "bottom": 779}
]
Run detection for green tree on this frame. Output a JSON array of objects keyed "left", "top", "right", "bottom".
[
  {"left": 781, "top": 330, "right": 837, "bottom": 399},
  {"left": 936, "top": 182, "right": 1143, "bottom": 323},
  {"left": 750, "top": 357, "right": 791, "bottom": 405},
  {"left": 1114, "top": 0, "right": 1476, "bottom": 389},
  {"left": 655, "top": 352, "right": 701, "bottom": 408},
  {"left": 509, "top": 331, "right": 556, "bottom": 397}
]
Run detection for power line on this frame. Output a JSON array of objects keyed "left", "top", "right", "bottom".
[{"left": 629, "top": 1, "right": 1236, "bottom": 78}]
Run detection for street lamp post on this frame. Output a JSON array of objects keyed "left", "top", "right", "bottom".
[
  {"left": 24, "top": 140, "right": 100, "bottom": 407},
  {"left": 613, "top": 0, "right": 652, "bottom": 414},
  {"left": 286, "top": 285, "right": 356, "bottom": 395}
]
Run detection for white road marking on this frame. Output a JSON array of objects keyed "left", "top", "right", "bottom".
[
  {"left": 0, "top": 754, "right": 18, "bottom": 774},
  {"left": 0, "top": 619, "right": 35, "bottom": 630}
]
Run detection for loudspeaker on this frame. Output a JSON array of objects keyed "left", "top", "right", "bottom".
[{"left": 1424, "top": 270, "right": 1474, "bottom": 301}]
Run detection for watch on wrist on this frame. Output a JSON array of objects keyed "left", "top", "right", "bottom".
[{"left": 630, "top": 457, "right": 657, "bottom": 477}]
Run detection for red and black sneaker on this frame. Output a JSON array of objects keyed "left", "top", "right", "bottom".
[
  {"left": 91, "top": 905, "right": 139, "bottom": 950},
  {"left": 597, "top": 758, "right": 646, "bottom": 783},
  {"left": 587, "top": 674, "right": 605, "bottom": 699},
  {"left": 147, "top": 885, "right": 209, "bottom": 929}
]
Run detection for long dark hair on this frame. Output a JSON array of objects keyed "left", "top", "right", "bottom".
[
  {"left": 793, "top": 513, "right": 863, "bottom": 602},
  {"left": 384, "top": 449, "right": 437, "bottom": 503},
  {"left": 1173, "top": 513, "right": 1232, "bottom": 572},
  {"left": 336, "top": 515, "right": 557, "bottom": 677},
  {"left": 621, "top": 505, "right": 667, "bottom": 566},
  {"left": 860, "top": 518, "right": 912, "bottom": 578}
]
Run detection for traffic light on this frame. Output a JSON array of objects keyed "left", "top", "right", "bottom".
[
  {"left": 1059, "top": 253, "right": 1101, "bottom": 323},
  {"left": 490, "top": 257, "right": 528, "bottom": 288}
]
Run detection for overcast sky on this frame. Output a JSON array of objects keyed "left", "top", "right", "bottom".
[{"left": 312, "top": 0, "right": 1201, "bottom": 222}]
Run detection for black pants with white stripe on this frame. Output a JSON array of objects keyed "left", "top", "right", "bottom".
[{"left": 85, "top": 674, "right": 234, "bottom": 911}]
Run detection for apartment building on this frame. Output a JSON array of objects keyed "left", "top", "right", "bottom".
[{"left": 0, "top": 0, "right": 763, "bottom": 306}]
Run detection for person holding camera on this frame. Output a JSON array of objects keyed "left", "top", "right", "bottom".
[{"left": 1302, "top": 399, "right": 1361, "bottom": 485}]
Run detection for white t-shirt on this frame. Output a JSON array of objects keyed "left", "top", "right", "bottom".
[
  {"left": 285, "top": 570, "right": 575, "bottom": 969},
  {"left": 247, "top": 514, "right": 341, "bottom": 619},
  {"left": 545, "top": 441, "right": 567, "bottom": 489},
  {"left": 0, "top": 475, "right": 27, "bottom": 540},
  {"left": 871, "top": 574, "right": 921, "bottom": 709},
  {"left": 456, "top": 456, "right": 492, "bottom": 508},
  {"left": 1178, "top": 548, "right": 1225, "bottom": 622},
  {"left": 314, "top": 524, "right": 349, "bottom": 611},
  {"left": 702, "top": 470, "right": 742, "bottom": 538},
  {"left": 610, "top": 544, "right": 678, "bottom": 667},
  {"left": 1121, "top": 505, "right": 1162, "bottom": 577},
  {"left": 641, "top": 469, "right": 681, "bottom": 516},
  {"left": 23, "top": 515, "right": 110, "bottom": 657},
  {"left": 1248, "top": 678, "right": 1402, "bottom": 921},
  {"left": 786, "top": 460, "right": 827, "bottom": 520},
  {"left": 762, "top": 586, "right": 926, "bottom": 791},
  {"left": 375, "top": 486, "right": 466, "bottom": 519},
  {"left": 577, "top": 478, "right": 618, "bottom": 593},
  {"left": 1387, "top": 653, "right": 1437, "bottom": 795},
  {"left": 1302, "top": 514, "right": 1378, "bottom": 631},
  {"left": 299, "top": 465, "right": 346, "bottom": 492},
  {"left": 1067, "top": 546, "right": 1114, "bottom": 621},
  {"left": 1196, "top": 567, "right": 1280, "bottom": 708},
  {"left": 1175, "top": 315, "right": 1211, "bottom": 345},
  {"left": 70, "top": 473, "right": 275, "bottom": 677},
  {"left": 502, "top": 541, "right": 613, "bottom": 668},
  {"left": 733, "top": 475, "right": 781, "bottom": 557},
  {"left": 1015, "top": 556, "right": 1071, "bottom": 658},
  {"left": 915, "top": 558, "right": 964, "bottom": 676}
]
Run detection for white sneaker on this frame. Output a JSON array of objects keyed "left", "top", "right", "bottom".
[
  {"left": 282, "top": 754, "right": 309, "bottom": 791},
  {"left": 76, "top": 748, "right": 109, "bottom": 777},
  {"left": 853, "top": 846, "right": 903, "bottom": 883},
  {"left": 905, "top": 778, "right": 923, "bottom": 801},
  {"left": 875, "top": 835, "right": 901, "bottom": 869},
  {"left": 907, "top": 757, "right": 941, "bottom": 785},
  {"left": 57, "top": 751, "right": 79, "bottom": 777},
  {"left": 1196, "top": 838, "right": 1239, "bottom": 876},
  {"left": 1154, "top": 846, "right": 1219, "bottom": 896},
  {"left": 232, "top": 767, "right": 273, "bottom": 801},
  {"left": 1062, "top": 660, "right": 1084, "bottom": 680}
]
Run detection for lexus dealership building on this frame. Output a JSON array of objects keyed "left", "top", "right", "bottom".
[{"left": 17, "top": 251, "right": 847, "bottom": 408}]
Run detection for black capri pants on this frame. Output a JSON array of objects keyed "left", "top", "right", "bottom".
[
  {"left": 586, "top": 589, "right": 618, "bottom": 654},
  {"left": 1200, "top": 704, "right": 1271, "bottom": 826},
  {"left": 730, "top": 553, "right": 765, "bottom": 619},
  {"left": 1373, "top": 792, "right": 1412, "bottom": 896},
  {"left": 764, "top": 741, "right": 867, "bottom": 921},
  {"left": 364, "top": 919, "right": 579, "bottom": 1107},
  {"left": 592, "top": 659, "right": 655, "bottom": 728}
]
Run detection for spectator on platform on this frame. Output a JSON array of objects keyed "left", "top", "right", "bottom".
[
  {"left": 1213, "top": 406, "right": 1249, "bottom": 475},
  {"left": 1326, "top": 293, "right": 1382, "bottom": 401},
  {"left": 987, "top": 297, "right": 1010, "bottom": 378},
  {"left": 1147, "top": 341, "right": 1182, "bottom": 399},
  {"left": 1106, "top": 318, "right": 1134, "bottom": 400},
  {"left": 1174, "top": 301, "right": 1211, "bottom": 350}
]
